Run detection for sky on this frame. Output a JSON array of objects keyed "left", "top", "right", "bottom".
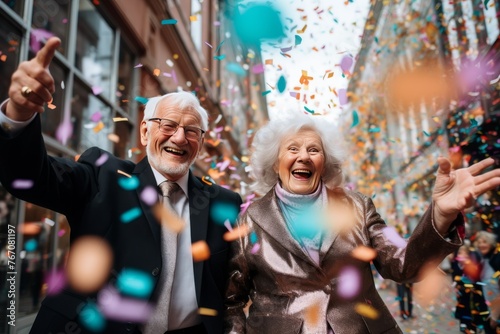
[{"left": 257, "top": 0, "right": 371, "bottom": 122}]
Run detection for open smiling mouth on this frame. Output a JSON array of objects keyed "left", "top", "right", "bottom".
[
  {"left": 292, "top": 169, "right": 312, "bottom": 179},
  {"left": 164, "top": 147, "right": 186, "bottom": 156}
]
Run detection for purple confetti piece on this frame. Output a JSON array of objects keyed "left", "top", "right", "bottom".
[
  {"left": 95, "top": 153, "right": 109, "bottom": 167},
  {"left": 58, "top": 229, "right": 66, "bottom": 237},
  {"left": 382, "top": 226, "right": 407, "bottom": 248},
  {"left": 338, "top": 266, "right": 361, "bottom": 299},
  {"left": 251, "top": 243, "right": 260, "bottom": 254},
  {"left": 12, "top": 179, "right": 34, "bottom": 189},
  {"left": 338, "top": 88, "right": 348, "bottom": 105},
  {"left": 340, "top": 55, "right": 354, "bottom": 73},
  {"left": 92, "top": 86, "right": 103, "bottom": 95},
  {"left": 98, "top": 286, "right": 153, "bottom": 322},
  {"left": 224, "top": 219, "right": 233, "bottom": 232},
  {"left": 140, "top": 186, "right": 158, "bottom": 206}
]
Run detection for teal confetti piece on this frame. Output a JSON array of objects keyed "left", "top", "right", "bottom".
[
  {"left": 117, "top": 268, "right": 154, "bottom": 298},
  {"left": 368, "top": 127, "right": 380, "bottom": 133},
  {"left": 250, "top": 231, "right": 258, "bottom": 244},
  {"left": 351, "top": 110, "right": 359, "bottom": 128},
  {"left": 304, "top": 106, "right": 314, "bottom": 114},
  {"left": 295, "top": 35, "right": 302, "bottom": 46},
  {"left": 277, "top": 75, "right": 287, "bottom": 93},
  {"left": 213, "top": 55, "right": 226, "bottom": 61},
  {"left": 161, "top": 19, "right": 178, "bottom": 25},
  {"left": 374, "top": 36, "right": 379, "bottom": 44},
  {"left": 262, "top": 90, "right": 271, "bottom": 96},
  {"left": 121, "top": 207, "right": 142, "bottom": 223},
  {"left": 210, "top": 202, "right": 240, "bottom": 225},
  {"left": 79, "top": 302, "right": 106, "bottom": 332},
  {"left": 423, "top": 130, "right": 430, "bottom": 137},
  {"left": 226, "top": 62, "right": 246, "bottom": 76},
  {"left": 25, "top": 239, "right": 38, "bottom": 251},
  {"left": 118, "top": 176, "right": 140, "bottom": 190},
  {"left": 485, "top": 0, "right": 490, "bottom": 6},
  {"left": 372, "top": 193, "right": 376, "bottom": 199},
  {"left": 135, "top": 96, "right": 148, "bottom": 105}
]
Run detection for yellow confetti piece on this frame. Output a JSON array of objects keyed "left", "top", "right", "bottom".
[
  {"left": 354, "top": 302, "right": 379, "bottom": 319},
  {"left": 113, "top": 117, "right": 128, "bottom": 122},
  {"left": 190, "top": 15, "right": 198, "bottom": 22},
  {"left": 198, "top": 307, "right": 218, "bottom": 316},
  {"left": 191, "top": 240, "right": 210, "bottom": 262},
  {"left": 93, "top": 121, "right": 105, "bottom": 133}
]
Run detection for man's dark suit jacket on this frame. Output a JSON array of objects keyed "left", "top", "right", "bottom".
[{"left": 0, "top": 115, "right": 242, "bottom": 333}]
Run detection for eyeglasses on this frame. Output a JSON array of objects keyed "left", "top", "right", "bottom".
[{"left": 148, "top": 118, "right": 205, "bottom": 140}]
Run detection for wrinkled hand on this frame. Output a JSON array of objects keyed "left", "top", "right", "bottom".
[
  {"left": 6, "top": 37, "right": 61, "bottom": 121},
  {"left": 432, "top": 156, "right": 500, "bottom": 234}
]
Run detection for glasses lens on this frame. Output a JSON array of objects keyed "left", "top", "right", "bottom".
[
  {"left": 159, "top": 120, "right": 178, "bottom": 135},
  {"left": 184, "top": 126, "right": 202, "bottom": 140}
]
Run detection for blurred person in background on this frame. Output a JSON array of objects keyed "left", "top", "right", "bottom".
[
  {"left": 224, "top": 114, "right": 500, "bottom": 334},
  {"left": 0, "top": 37, "right": 242, "bottom": 334}
]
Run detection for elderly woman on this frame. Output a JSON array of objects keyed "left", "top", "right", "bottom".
[{"left": 224, "top": 114, "right": 500, "bottom": 334}]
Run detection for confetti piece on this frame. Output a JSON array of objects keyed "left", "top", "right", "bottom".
[
  {"left": 140, "top": 186, "right": 158, "bottom": 206},
  {"left": 277, "top": 75, "right": 287, "bottom": 93},
  {"left": 161, "top": 19, "right": 178, "bottom": 25},
  {"left": 304, "top": 303, "right": 320, "bottom": 327},
  {"left": 116, "top": 268, "right": 154, "bottom": 298},
  {"left": 25, "top": 239, "right": 38, "bottom": 251},
  {"left": 351, "top": 245, "right": 377, "bottom": 262},
  {"left": 120, "top": 207, "right": 142, "bottom": 223},
  {"left": 223, "top": 224, "right": 250, "bottom": 241},
  {"left": 113, "top": 117, "right": 128, "bottom": 122},
  {"left": 107, "top": 133, "right": 120, "bottom": 143},
  {"left": 98, "top": 286, "right": 153, "bottom": 322},
  {"left": 191, "top": 240, "right": 211, "bottom": 262},
  {"left": 66, "top": 236, "right": 113, "bottom": 294},
  {"left": 91, "top": 86, "right": 103, "bottom": 95},
  {"left": 134, "top": 96, "right": 148, "bottom": 105},
  {"left": 93, "top": 121, "right": 105, "bottom": 133},
  {"left": 338, "top": 266, "right": 361, "bottom": 299},
  {"left": 354, "top": 302, "right": 379, "bottom": 319},
  {"left": 79, "top": 302, "right": 106, "bottom": 332},
  {"left": 12, "top": 179, "right": 34, "bottom": 189},
  {"left": 295, "top": 35, "right": 302, "bottom": 46},
  {"left": 382, "top": 226, "right": 407, "bottom": 248},
  {"left": 95, "top": 153, "right": 109, "bottom": 166},
  {"left": 56, "top": 119, "right": 73, "bottom": 145},
  {"left": 153, "top": 203, "right": 185, "bottom": 233},
  {"left": 210, "top": 201, "right": 240, "bottom": 225},
  {"left": 198, "top": 307, "right": 218, "bottom": 316},
  {"left": 44, "top": 218, "right": 56, "bottom": 226},
  {"left": 45, "top": 269, "right": 66, "bottom": 295},
  {"left": 117, "top": 170, "right": 132, "bottom": 178},
  {"left": 118, "top": 176, "right": 140, "bottom": 191},
  {"left": 251, "top": 243, "right": 260, "bottom": 254}
]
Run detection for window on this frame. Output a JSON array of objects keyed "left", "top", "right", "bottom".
[
  {"left": 0, "top": 15, "right": 21, "bottom": 102},
  {"left": 32, "top": 0, "right": 72, "bottom": 56},
  {"left": 191, "top": 0, "right": 202, "bottom": 52}
]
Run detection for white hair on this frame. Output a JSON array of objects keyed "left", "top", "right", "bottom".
[
  {"left": 143, "top": 91, "right": 209, "bottom": 131},
  {"left": 249, "top": 113, "right": 346, "bottom": 195}
]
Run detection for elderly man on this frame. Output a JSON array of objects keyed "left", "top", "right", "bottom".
[{"left": 0, "top": 37, "right": 242, "bottom": 334}]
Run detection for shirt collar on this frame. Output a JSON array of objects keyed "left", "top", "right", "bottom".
[{"left": 150, "top": 166, "right": 189, "bottom": 197}]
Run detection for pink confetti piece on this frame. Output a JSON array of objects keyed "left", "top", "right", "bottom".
[
  {"left": 338, "top": 266, "right": 361, "bottom": 299},
  {"left": 205, "top": 42, "right": 213, "bottom": 48},
  {"left": 56, "top": 119, "right": 73, "bottom": 145},
  {"left": 218, "top": 160, "right": 231, "bottom": 171},
  {"left": 58, "top": 229, "right": 66, "bottom": 237},
  {"left": 90, "top": 111, "right": 102, "bottom": 123},
  {"left": 134, "top": 63, "right": 143, "bottom": 68},
  {"left": 12, "top": 179, "right": 34, "bottom": 189},
  {"left": 240, "top": 201, "right": 251, "bottom": 214},
  {"left": 251, "top": 243, "right": 260, "bottom": 254},
  {"left": 92, "top": 86, "right": 103, "bottom": 95},
  {"left": 45, "top": 269, "right": 67, "bottom": 295},
  {"left": 252, "top": 63, "right": 265, "bottom": 74},
  {"left": 140, "top": 186, "right": 158, "bottom": 206}
]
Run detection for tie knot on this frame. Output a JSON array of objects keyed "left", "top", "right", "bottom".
[{"left": 159, "top": 181, "right": 180, "bottom": 198}]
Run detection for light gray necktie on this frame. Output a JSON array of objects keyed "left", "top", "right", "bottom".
[{"left": 142, "top": 181, "right": 180, "bottom": 334}]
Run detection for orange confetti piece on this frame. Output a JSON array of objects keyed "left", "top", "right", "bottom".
[
  {"left": 191, "top": 240, "right": 211, "bottom": 262},
  {"left": 304, "top": 303, "right": 320, "bottom": 327},
  {"left": 189, "top": 15, "right": 198, "bottom": 22},
  {"left": 223, "top": 224, "right": 250, "bottom": 241},
  {"left": 265, "top": 59, "right": 273, "bottom": 65},
  {"left": 153, "top": 202, "right": 185, "bottom": 233},
  {"left": 153, "top": 68, "right": 160, "bottom": 76},
  {"left": 47, "top": 103, "right": 57, "bottom": 110},
  {"left": 1, "top": 54, "right": 7, "bottom": 62},
  {"left": 351, "top": 245, "right": 377, "bottom": 262},
  {"left": 107, "top": 133, "right": 120, "bottom": 143},
  {"left": 117, "top": 170, "right": 132, "bottom": 178},
  {"left": 93, "top": 121, "right": 105, "bottom": 133}
]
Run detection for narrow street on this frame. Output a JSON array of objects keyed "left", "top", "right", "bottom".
[{"left": 378, "top": 278, "right": 460, "bottom": 333}]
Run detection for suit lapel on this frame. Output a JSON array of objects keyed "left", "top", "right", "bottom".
[
  {"left": 188, "top": 172, "right": 210, "bottom": 303},
  {"left": 133, "top": 157, "right": 162, "bottom": 244},
  {"left": 250, "top": 189, "right": 319, "bottom": 267}
]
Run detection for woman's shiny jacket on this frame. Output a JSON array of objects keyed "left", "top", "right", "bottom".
[{"left": 225, "top": 187, "right": 463, "bottom": 334}]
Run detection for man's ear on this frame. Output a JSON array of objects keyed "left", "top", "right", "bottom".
[
  {"left": 197, "top": 137, "right": 205, "bottom": 155},
  {"left": 140, "top": 121, "right": 148, "bottom": 146}
]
